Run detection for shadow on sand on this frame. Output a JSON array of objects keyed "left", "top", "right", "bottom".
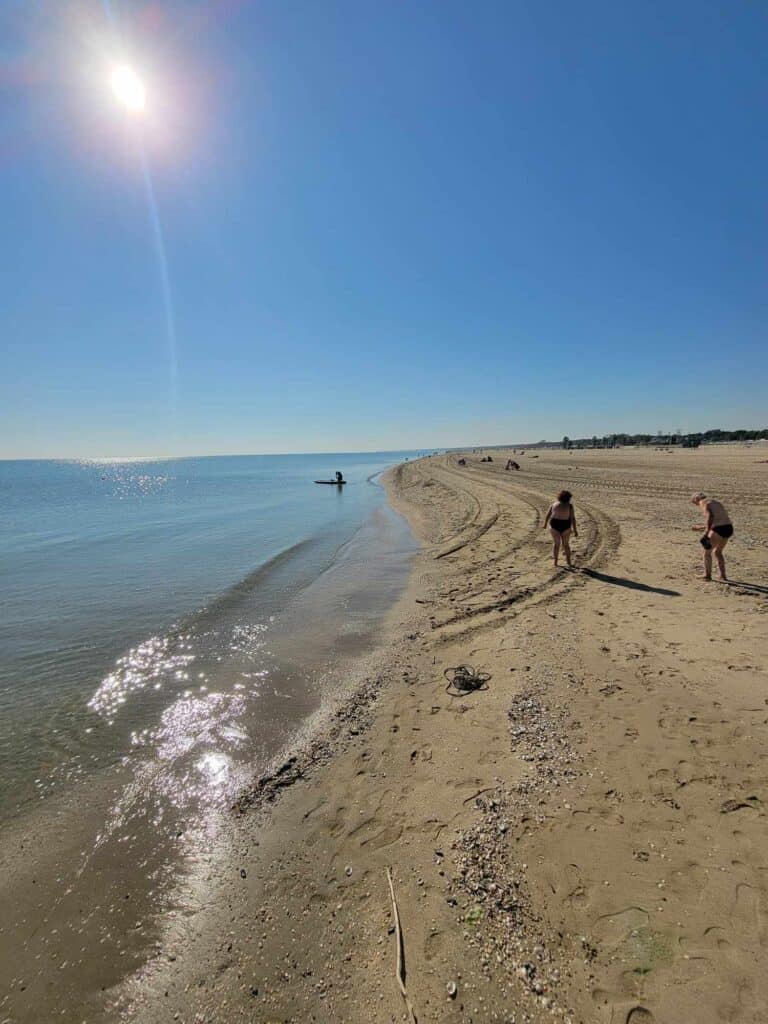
[
  {"left": 580, "top": 567, "right": 681, "bottom": 597},
  {"left": 723, "top": 579, "right": 768, "bottom": 596}
]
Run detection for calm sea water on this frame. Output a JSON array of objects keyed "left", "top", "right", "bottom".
[{"left": 0, "top": 453, "right": 419, "bottom": 823}]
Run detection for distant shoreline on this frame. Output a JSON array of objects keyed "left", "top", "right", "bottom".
[{"left": 2, "top": 432, "right": 766, "bottom": 461}]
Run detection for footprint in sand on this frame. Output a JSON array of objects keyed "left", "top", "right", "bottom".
[
  {"left": 359, "top": 822, "right": 404, "bottom": 851},
  {"left": 626, "top": 1009, "right": 655, "bottom": 1024},
  {"left": 321, "top": 805, "right": 348, "bottom": 839},
  {"left": 591, "top": 990, "right": 656, "bottom": 1024},
  {"left": 565, "top": 881, "right": 593, "bottom": 909},
  {"left": 560, "top": 863, "right": 594, "bottom": 908},
  {"left": 733, "top": 881, "right": 768, "bottom": 947},
  {"left": 572, "top": 804, "right": 625, "bottom": 827},
  {"left": 424, "top": 928, "right": 447, "bottom": 962},
  {"left": 702, "top": 924, "right": 731, "bottom": 951},
  {"left": 409, "top": 743, "right": 433, "bottom": 763}
]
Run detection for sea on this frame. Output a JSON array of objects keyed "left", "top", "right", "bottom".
[{"left": 0, "top": 452, "right": 420, "bottom": 831}]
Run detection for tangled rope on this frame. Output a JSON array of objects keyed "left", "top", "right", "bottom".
[{"left": 443, "top": 664, "right": 491, "bottom": 696}]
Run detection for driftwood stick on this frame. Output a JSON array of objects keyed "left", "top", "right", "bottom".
[{"left": 386, "top": 866, "right": 418, "bottom": 1023}]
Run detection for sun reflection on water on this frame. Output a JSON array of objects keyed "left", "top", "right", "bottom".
[
  {"left": 88, "top": 634, "right": 196, "bottom": 722},
  {"left": 86, "top": 616, "right": 272, "bottom": 839},
  {"left": 196, "top": 750, "right": 231, "bottom": 787}
]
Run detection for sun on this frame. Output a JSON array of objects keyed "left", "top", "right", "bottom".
[{"left": 110, "top": 65, "right": 146, "bottom": 114}]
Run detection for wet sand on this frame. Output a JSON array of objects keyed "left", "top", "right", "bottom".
[{"left": 6, "top": 445, "right": 768, "bottom": 1023}]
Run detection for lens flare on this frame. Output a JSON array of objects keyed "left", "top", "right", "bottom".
[{"left": 110, "top": 64, "right": 146, "bottom": 113}]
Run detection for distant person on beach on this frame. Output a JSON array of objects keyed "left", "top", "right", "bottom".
[
  {"left": 542, "top": 490, "right": 578, "bottom": 568},
  {"left": 691, "top": 492, "right": 733, "bottom": 581}
]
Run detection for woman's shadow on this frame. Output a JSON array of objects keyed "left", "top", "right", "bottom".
[
  {"left": 579, "top": 567, "right": 681, "bottom": 597},
  {"left": 721, "top": 579, "right": 768, "bottom": 596}
]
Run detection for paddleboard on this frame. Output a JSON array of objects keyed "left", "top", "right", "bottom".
[{"left": 314, "top": 480, "right": 347, "bottom": 485}]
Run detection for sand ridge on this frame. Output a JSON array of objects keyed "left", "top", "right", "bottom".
[{"left": 113, "top": 445, "right": 767, "bottom": 1024}]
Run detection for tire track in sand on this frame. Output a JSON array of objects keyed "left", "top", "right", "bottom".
[{"left": 408, "top": 456, "right": 622, "bottom": 641}]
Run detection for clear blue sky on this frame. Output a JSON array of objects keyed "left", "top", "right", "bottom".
[{"left": 1, "top": 0, "right": 766, "bottom": 457}]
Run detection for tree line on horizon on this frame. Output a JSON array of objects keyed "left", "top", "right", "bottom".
[{"left": 555, "top": 427, "right": 768, "bottom": 450}]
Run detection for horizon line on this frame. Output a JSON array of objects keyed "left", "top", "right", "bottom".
[{"left": 2, "top": 429, "right": 767, "bottom": 464}]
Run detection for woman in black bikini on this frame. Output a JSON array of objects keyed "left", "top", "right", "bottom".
[
  {"left": 542, "top": 489, "right": 578, "bottom": 568},
  {"left": 691, "top": 492, "right": 733, "bottom": 581}
]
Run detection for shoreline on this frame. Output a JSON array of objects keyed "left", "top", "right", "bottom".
[{"left": 5, "top": 446, "right": 768, "bottom": 1023}]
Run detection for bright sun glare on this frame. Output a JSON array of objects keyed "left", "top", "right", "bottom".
[{"left": 110, "top": 65, "right": 146, "bottom": 113}]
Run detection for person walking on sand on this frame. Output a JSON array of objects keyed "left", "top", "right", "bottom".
[
  {"left": 691, "top": 492, "right": 733, "bottom": 581},
  {"left": 543, "top": 490, "right": 578, "bottom": 568}
]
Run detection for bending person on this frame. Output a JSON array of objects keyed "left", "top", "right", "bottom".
[
  {"left": 691, "top": 492, "right": 733, "bottom": 581},
  {"left": 543, "top": 489, "right": 578, "bottom": 568}
]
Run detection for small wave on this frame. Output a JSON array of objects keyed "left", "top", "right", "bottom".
[
  {"left": 87, "top": 539, "right": 313, "bottom": 722},
  {"left": 192, "top": 538, "right": 313, "bottom": 621}
]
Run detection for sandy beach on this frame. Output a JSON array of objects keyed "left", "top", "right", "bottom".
[{"left": 8, "top": 445, "right": 767, "bottom": 1024}]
